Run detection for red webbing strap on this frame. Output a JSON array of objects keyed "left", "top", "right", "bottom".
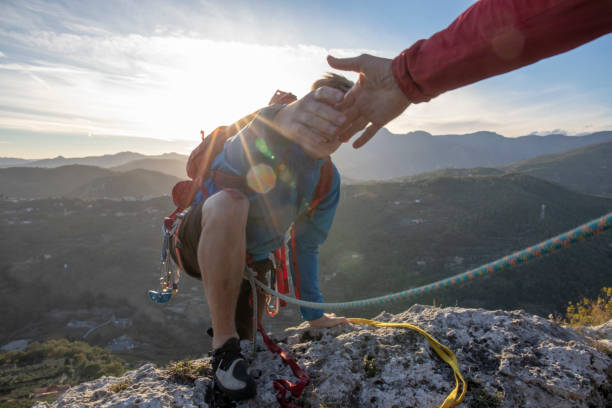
[
  {"left": 290, "top": 225, "right": 301, "bottom": 299},
  {"left": 277, "top": 247, "right": 289, "bottom": 307},
  {"left": 258, "top": 323, "right": 310, "bottom": 408}
]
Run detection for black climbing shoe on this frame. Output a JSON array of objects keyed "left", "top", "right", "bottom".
[{"left": 211, "top": 337, "right": 256, "bottom": 401}]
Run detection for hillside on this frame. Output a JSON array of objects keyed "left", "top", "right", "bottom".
[
  {"left": 2, "top": 173, "right": 611, "bottom": 364},
  {"left": 0, "top": 339, "right": 125, "bottom": 407},
  {"left": 0, "top": 165, "right": 112, "bottom": 199},
  {"left": 506, "top": 140, "right": 612, "bottom": 196},
  {"left": 0, "top": 166, "right": 180, "bottom": 199},
  {"left": 111, "top": 158, "right": 187, "bottom": 179},
  {"left": 68, "top": 169, "right": 180, "bottom": 199},
  {"left": 321, "top": 173, "right": 612, "bottom": 317}
]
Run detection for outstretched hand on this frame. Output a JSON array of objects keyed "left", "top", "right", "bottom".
[
  {"left": 308, "top": 313, "right": 349, "bottom": 328},
  {"left": 273, "top": 86, "right": 348, "bottom": 159},
  {"left": 327, "top": 54, "right": 411, "bottom": 148}
]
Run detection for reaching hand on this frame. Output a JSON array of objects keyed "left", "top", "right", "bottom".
[
  {"left": 273, "top": 86, "right": 347, "bottom": 159},
  {"left": 308, "top": 313, "right": 349, "bottom": 328},
  {"left": 327, "top": 54, "right": 411, "bottom": 148}
]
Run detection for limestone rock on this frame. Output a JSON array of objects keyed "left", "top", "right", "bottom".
[{"left": 34, "top": 306, "right": 612, "bottom": 407}]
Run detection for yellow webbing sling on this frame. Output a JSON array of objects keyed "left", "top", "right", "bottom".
[{"left": 347, "top": 318, "right": 466, "bottom": 408}]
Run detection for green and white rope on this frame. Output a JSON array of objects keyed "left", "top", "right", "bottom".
[{"left": 254, "top": 212, "right": 612, "bottom": 311}]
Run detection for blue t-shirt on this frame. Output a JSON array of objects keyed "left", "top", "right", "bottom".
[{"left": 195, "top": 105, "right": 340, "bottom": 321}]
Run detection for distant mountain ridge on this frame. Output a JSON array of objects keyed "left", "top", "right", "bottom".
[
  {"left": 0, "top": 152, "right": 187, "bottom": 169},
  {"left": 3, "top": 130, "right": 611, "bottom": 183},
  {"left": 332, "top": 130, "right": 612, "bottom": 180}
]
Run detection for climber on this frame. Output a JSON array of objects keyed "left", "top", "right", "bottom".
[{"left": 169, "top": 74, "right": 354, "bottom": 401}]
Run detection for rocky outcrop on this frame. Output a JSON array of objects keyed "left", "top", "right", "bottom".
[{"left": 35, "top": 305, "right": 612, "bottom": 407}]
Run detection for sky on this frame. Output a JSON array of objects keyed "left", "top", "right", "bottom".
[{"left": 0, "top": 0, "right": 611, "bottom": 159}]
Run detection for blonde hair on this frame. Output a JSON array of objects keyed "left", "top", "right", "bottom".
[{"left": 311, "top": 72, "right": 354, "bottom": 93}]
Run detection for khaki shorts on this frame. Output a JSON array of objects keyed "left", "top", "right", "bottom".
[{"left": 170, "top": 200, "right": 204, "bottom": 280}]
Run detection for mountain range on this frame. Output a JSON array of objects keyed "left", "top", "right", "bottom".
[
  {"left": 332, "top": 129, "right": 612, "bottom": 181},
  {"left": 2, "top": 131, "right": 611, "bottom": 199},
  {"left": 0, "top": 152, "right": 186, "bottom": 170}
]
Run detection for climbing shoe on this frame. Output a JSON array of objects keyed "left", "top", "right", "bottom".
[{"left": 211, "top": 337, "right": 256, "bottom": 401}]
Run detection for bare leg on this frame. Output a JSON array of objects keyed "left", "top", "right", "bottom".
[{"left": 197, "top": 189, "right": 249, "bottom": 350}]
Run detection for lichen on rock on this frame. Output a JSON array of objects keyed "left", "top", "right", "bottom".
[{"left": 34, "top": 305, "right": 612, "bottom": 407}]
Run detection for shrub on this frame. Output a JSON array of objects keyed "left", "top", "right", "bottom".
[{"left": 565, "top": 287, "right": 612, "bottom": 327}]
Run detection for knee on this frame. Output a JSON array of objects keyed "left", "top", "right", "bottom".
[{"left": 202, "top": 189, "right": 249, "bottom": 228}]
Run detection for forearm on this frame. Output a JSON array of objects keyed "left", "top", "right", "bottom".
[{"left": 393, "top": 0, "right": 612, "bottom": 103}]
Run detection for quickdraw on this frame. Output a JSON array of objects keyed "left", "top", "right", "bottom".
[
  {"left": 148, "top": 214, "right": 183, "bottom": 303},
  {"left": 266, "top": 246, "right": 291, "bottom": 317}
]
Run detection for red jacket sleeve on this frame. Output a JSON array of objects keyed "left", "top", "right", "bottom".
[{"left": 392, "top": 0, "right": 612, "bottom": 103}]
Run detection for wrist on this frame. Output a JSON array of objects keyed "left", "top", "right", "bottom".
[{"left": 392, "top": 48, "right": 424, "bottom": 103}]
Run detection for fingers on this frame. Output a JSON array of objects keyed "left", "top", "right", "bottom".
[
  {"left": 353, "top": 123, "right": 381, "bottom": 149},
  {"left": 336, "top": 116, "right": 368, "bottom": 143},
  {"left": 327, "top": 54, "right": 365, "bottom": 72},
  {"left": 293, "top": 121, "right": 326, "bottom": 145},
  {"left": 313, "top": 86, "right": 344, "bottom": 106},
  {"left": 335, "top": 82, "right": 359, "bottom": 111},
  {"left": 299, "top": 111, "right": 338, "bottom": 142}
]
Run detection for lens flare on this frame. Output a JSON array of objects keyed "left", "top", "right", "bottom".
[
  {"left": 255, "top": 138, "right": 275, "bottom": 159},
  {"left": 247, "top": 163, "right": 276, "bottom": 194}
]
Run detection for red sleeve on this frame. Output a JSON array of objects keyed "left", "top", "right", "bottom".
[{"left": 392, "top": 0, "right": 612, "bottom": 103}]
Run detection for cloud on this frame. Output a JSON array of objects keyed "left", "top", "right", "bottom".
[
  {"left": 0, "top": 51, "right": 5, "bottom": 58},
  {"left": 0, "top": 27, "right": 366, "bottom": 141},
  {"left": 528, "top": 129, "right": 569, "bottom": 136}
]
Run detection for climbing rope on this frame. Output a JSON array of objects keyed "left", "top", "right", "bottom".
[{"left": 253, "top": 212, "right": 612, "bottom": 310}]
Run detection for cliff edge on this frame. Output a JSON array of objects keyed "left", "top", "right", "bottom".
[{"left": 34, "top": 305, "right": 612, "bottom": 407}]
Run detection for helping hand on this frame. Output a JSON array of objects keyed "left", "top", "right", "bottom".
[
  {"left": 327, "top": 54, "right": 411, "bottom": 148},
  {"left": 273, "top": 86, "right": 347, "bottom": 159}
]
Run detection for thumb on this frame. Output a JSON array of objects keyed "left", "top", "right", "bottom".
[{"left": 327, "top": 54, "right": 363, "bottom": 72}]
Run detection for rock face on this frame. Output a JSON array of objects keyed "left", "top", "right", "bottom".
[{"left": 34, "top": 306, "right": 612, "bottom": 408}]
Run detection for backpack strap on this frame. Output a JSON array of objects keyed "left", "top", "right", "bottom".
[{"left": 304, "top": 157, "right": 334, "bottom": 218}]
